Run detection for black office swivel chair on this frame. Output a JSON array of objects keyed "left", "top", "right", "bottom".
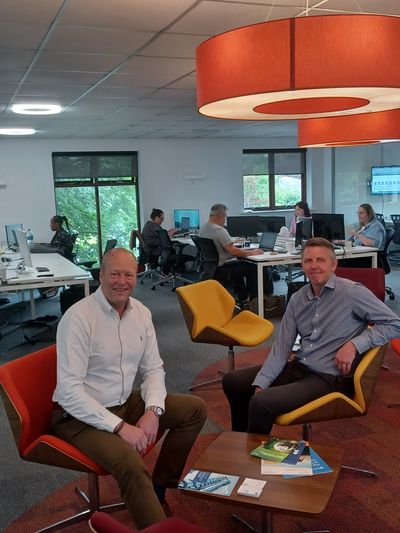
[
  {"left": 375, "top": 213, "right": 386, "bottom": 228},
  {"left": 378, "top": 227, "right": 395, "bottom": 300},
  {"left": 389, "top": 214, "right": 400, "bottom": 262},
  {"left": 129, "top": 229, "right": 163, "bottom": 285},
  {"left": 150, "top": 229, "right": 193, "bottom": 291}
]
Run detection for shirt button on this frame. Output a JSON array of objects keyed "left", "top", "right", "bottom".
[{"left": 315, "top": 314, "right": 318, "bottom": 317}]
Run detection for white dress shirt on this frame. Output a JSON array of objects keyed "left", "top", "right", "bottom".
[{"left": 53, "top": 287, "right": 166, "bottom": 432}]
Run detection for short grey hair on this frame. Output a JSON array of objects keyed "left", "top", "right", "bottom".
[{"left": 210, "top": 203, "right": 228, "bottom": 216}]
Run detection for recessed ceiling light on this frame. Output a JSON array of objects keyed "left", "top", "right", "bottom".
[
  {"left": 0, "top": 128, "right": 36, "bottom": 135},
  {"left": 11, "top": 104, "right": 62, "bottom": 115}
]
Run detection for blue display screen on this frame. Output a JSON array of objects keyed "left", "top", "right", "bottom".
[{"left": 173, "top": 209, "right": 200, "bottom": 229}]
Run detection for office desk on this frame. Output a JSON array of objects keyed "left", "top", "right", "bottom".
[
  {"left": 246, "top": 246, "right": 378, "bottom": 317},
  {"left": 1, "top": 253, "right": 91, "bottom": 318}
]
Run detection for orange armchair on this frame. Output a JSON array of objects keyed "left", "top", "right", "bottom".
[
  {"left": 388, "top": 339, "right": 400, "bottom": 408},
  {"left": 0, "top": 345, "right": 161, "bottom": 532}
]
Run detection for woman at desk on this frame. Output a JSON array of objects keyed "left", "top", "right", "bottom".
[
  {"left": 32, "top": 215, "right": 75, "bottom": 261},
  {"left": 349, "top": 203, "right": 386, "bottom": 250},
  {"left": 289, "top": 201, "right": 311, "bottom": 236}
]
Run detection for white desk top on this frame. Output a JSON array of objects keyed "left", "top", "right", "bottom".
[
  {"left": 3, "top": 252, "right": 91, "bottom": 285},
  {"left": 245, "top": 245, "right": 378, "bottom": 262}
]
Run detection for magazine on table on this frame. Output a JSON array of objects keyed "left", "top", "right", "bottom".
[
  {"left": 250, "top": 437, "right": 302, "bottom": 462},
  {"left": 283, "top": 448, "right": 333, "bottom": 478},
  {"left": 178, "top": 469, "right": 240, "bottom": 496},
  {"left": 261, "top": 445, "right": 313, "bottom": 476}
]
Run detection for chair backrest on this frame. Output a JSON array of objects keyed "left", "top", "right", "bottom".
[
  {"left": 0, "top": 345, "right": 57, "bottom": 455},
  {"left": 335, "top": 267, "right": 386, "bottom": 301},
  {"left": 377, "top": 227, "right": 394, "bottom": 275},
  {"left": 104, "top": 239, "right": 117, "bottom": 253},
  {"left": 191, "top": 236, "right": 219, "bottom": 279},
  {"left": 375, "top": 213, "right": 386, "bottom": 228},
  {"left": 176, "top": 279, "right": 236, "bottom": 340},
  {"left": 156, "top": 228, "right": 174, "bottom": 265},
  {"left": 390, "top": 215, "right": 400, "bottom": 244}
]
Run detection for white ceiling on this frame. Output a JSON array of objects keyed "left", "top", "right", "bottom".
[{"left": 0, "top": 0, "right": 398, "bottom": 139}]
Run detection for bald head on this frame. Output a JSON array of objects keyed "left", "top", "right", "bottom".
[{"left": 100, "top": 248, "right": 138, "bottom": 274}]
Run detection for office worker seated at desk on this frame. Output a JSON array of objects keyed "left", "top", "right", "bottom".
[
  {"left": 348, "top": 203, "right": 386, "bottom": 250},
  {"left": 289, "top": 201, "right": 311, "bottom": 236},
  {"left": 31, "top": 215, "right": 75, "bottom": 261},
  {"left": 141, "top": 208, "right": 178, "bottom": 273},
  {"left": 222, "top": 237, "right": 400, "bottom": 435},
  {"left": 52, "top": 248, "right": 207, "bottom": 529},
  {"left": 199, "top": 203, "right": 272, "bottom": 307}
]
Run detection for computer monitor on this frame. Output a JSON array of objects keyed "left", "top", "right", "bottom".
[
  {"left": 295, "top": 217, "right": 313, "bottom": 247},
  {"left": 312, "top": 213, "right": 345, "bottom": 241},
  {"left": 226, "top": 216, "right": 260, "bottom": 238},
  {"left": 14, "top": 229, "right": 33, "bottom": 268},
  {"left": 180, "top": 216, "right": 190, "bottom": 232},
  {"left": 173, "top": 209, "right": 200, "bottom": 230},
  {"left": 259, "top": 216, "right": 286, "bottom": 233},
  {"left": 5, "top": 224, "right": 23, "bottom": 248}
]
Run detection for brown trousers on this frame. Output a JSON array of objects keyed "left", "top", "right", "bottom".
[{"left": 52, "top": 392, "right": 207, "bottom": 530}]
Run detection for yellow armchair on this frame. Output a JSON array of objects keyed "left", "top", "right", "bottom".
[{"left": 176, "top": 279, "right": 274, "bottom": 390}]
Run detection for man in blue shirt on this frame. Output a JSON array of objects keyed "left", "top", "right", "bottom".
[{"left": 223, "top": 237, "right": 400, "bottom": 435}]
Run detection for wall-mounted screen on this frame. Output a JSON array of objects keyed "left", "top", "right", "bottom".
[
  {"left": 371, "top": 165, "right": 400, "bottom": 195},
  {"left": 173, "top": 209, "right": 200, "bottom": 229}
]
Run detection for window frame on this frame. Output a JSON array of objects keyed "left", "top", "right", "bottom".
[
  {"left": 243, "top": 148, "right": 307, "bottom": 211},
  {"left": 52, "top": 151, "right": 140, "bottom": 261}
]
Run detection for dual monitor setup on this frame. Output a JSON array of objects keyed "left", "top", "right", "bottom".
[{"left": 225, "top": 214, "right": 345, "bottom": 245}]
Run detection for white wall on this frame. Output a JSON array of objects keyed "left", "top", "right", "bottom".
[{"left": 1, "top": 136, "right": 318, "bottom": 244}]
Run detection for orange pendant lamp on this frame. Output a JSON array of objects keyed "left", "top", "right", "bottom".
[
  {"left": 196, "top": 15, "right": 400, "bottom": 121},
  {"left": 298, "top": 109, "right": 400, "bottom": 147}
]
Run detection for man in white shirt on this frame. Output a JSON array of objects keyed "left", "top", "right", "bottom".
[{"left": 52, "top": 248, "right": 207, "bottom": 529}]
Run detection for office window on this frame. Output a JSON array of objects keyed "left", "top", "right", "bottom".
[
  {"left": 52, "top": 152, "right": 139, "bottom": 263},
  {"left": 243, "top": 149, "right": 306, "bottom": 210}
]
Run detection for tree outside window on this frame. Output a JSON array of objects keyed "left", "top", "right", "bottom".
[{"left": 243, "top": 149, "right": 306, "bottom": 210}]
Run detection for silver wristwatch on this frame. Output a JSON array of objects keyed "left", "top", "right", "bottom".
[{"left": 146, "top": 406, "right": 164, "bottom": 417}]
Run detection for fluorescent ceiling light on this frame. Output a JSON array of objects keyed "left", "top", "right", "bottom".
[
  {"left": 0, "top": 128, "right": 36, "bottom": 135},
  {"left": 11, "top": 104, "right": 62, "bottom": 115}
]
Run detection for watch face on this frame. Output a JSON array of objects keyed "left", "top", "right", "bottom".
[{"left": 155, "top": 407, "right": 163, "bottom": 417}]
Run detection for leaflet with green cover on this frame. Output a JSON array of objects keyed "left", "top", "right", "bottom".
[{"left": 250, "top": 437, "right": 301, "bottom": 462}]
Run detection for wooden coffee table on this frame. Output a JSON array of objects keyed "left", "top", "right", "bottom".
[{"left": 181, "top": 431, "right": 343, "bottom": 533}]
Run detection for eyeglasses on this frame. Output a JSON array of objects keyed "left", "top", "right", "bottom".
[{"left": 356, "top": 211, "right": 366, "bottom": 215}]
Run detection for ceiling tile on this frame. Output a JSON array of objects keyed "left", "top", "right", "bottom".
[
  {"left": 33, "top": 51, "right": 126, "bottom": 72},
  {"left": 46, "top": 27, "right": 156, "bottom": 55},
  {"left": 119, "top": 56, "right": 195, "bottom": 85},
  {"left": 139, "top": 33, "right": 209, "bottom": 58},
  {"left": 0, "top": 0, "right": 64, "bottom": 25},
  {"left": 0, "top": 50, "right": 36, "bottom": 69}
]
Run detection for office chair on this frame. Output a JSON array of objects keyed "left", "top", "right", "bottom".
[
  {"left": 389, "top": 214, "right": 400, "bottom": 262},
  {"left": 377, "top": 227, "right": 395, "bottom": 300},
  {"left": 275, "top": 344, "right": 387, "bottom": 477},
  {"left": 335, "top": 267, "right": 385, "bottom": 302},
  {"left": 150, "top": 228, "right": 193, "bottom": 291},
  {"left": 387, "top": 339, "right": 400, "bottom": 408},
  {"left": 375, "top": 213, "right": 386, "bottom": 228},
  {"left": 0, "top": 344, "right": 163, "bottom": 532},
  {"left": 89, "top": 513, "right": 213, "bottom": 533},
  {"left": 129, "top": 229, "right": 163, "bottom": 285},
  {"left": 176, "top": 279, "right": 274, "bottom": 390}
]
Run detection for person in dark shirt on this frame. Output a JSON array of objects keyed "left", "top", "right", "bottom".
[
  {"left": 49, "top": 215, "right": 75, "bottom": 261},
  {"left": 141, "top": 209, "right": 181, "bottom": 274}
]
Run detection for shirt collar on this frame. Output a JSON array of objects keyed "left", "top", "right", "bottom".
[
  {"left": 306, "top": 274, "right": 336, "bottom": 300},
  {"left": 94, "top": 286, "right": 132, "bottom": 315}
]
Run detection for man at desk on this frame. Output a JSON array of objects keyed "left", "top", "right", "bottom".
[
  {"left": 223, "top": 237, "right": 400, "bottom": 435},
  {"left": 199, "top": 203, "right": 272, "bottom": 307},
  {"left": 52, "top": 248, "right": 207, "bottom": 529}
]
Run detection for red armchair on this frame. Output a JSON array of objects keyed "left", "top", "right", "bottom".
[{"left": 89, "top": 513, "right": 213, "bottom": 533}]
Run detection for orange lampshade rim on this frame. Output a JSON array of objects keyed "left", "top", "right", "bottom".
[
  {"left": 298, "top": 108, "right": 400, "bottom": 147},
  {"left": 196, "top": 14, "right": 400, "bottom": 120}
]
